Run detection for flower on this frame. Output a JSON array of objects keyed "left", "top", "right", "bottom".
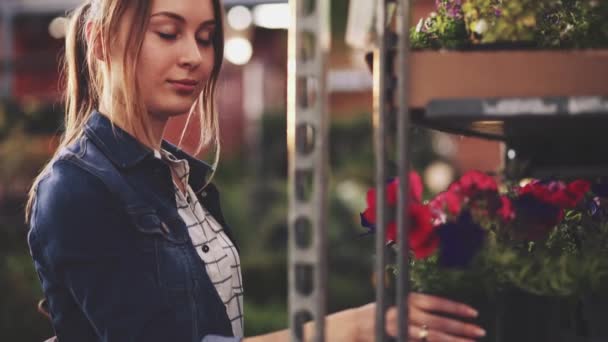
[
  {"left": 360, "top": 171, "right": 424, "bottom": 231},
  {"left": 512, "top": 193, "right": 564, "bottom": 240},
  {"left": 457, "top": 170, "right": 498, "bottom": 197},
  {"left": 386, "top": 203, "right": 438, "bottom": 259},
  {"left": 474, "top": 19, "right": 489, "bottom": 34},
  {"left": 437, "top": 211, "right": 486, "bottom": 268},
  {"left": 592, "top": 182, "right": 608, "bottom": 197},
  {"left": 428, "top": 170, "right": 503, "bottom": 225},
  {"left": 497, "top": 195, "right": 515, "bottom": 222},
  {"left": 428, "top": 189, "right": 462, "bottom": 225},
  {"left": 360, "top": 172, "right": 438, "bottom": 259},
  {"left": 436, "top": 0, "right": 464, "bottom": 19},
  {"left": 518, "top": 180, "right": 590, "bottom": 209},
  {"left": 416, "top": 18, "right": 424, "bottom": 33}
]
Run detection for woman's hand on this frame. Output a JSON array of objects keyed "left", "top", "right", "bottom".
[{"left": 352, "top": 293, "right": 486, "bottom": 342}]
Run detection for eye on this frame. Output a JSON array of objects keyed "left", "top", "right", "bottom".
[
  {"left": 197, "top": 30, "right": 215, "bottom": 47},
  {"left": 157, "top": 32, "right": 178, "bottom": 40},
  {"left": 197, "top": 38, "right": 213, "bottom": 47}
]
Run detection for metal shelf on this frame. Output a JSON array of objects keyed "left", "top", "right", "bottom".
[
  {"left": 412, "top": 96, "right": 608, "bottom": 178},
  {"left": 413, "top": 96, "right": 608, "bottom": 141}
]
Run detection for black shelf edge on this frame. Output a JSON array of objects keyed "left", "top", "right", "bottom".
[{"left": 412, "top": 96, "right": 608, "bottom": 141}]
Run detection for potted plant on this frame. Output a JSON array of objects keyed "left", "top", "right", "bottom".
[
  {"left": 380, "top": 0, "right": 608, "bottom": 108},
  {"left": 359, "top": 171, "right": 606, "bottom": 340}
]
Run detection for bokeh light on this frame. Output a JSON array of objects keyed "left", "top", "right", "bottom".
[
  {"left": 253, "top": 4, "right": 290, "bottom": 30},
  {"left": 225, "top": 37, "right": 253, "bottom": 65},
  {"left": 227, "top": 6, "right": 252, "bottom": 31}
]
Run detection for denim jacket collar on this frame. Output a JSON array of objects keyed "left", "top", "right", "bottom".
[{"left": 83, "top": 110, "right": 212, "bottom": 191}]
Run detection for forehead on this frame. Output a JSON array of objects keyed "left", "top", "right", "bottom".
[{"left": 150, "top": 0, "right": 215, "bottom": 22}]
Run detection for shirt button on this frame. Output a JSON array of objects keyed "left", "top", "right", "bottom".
[
  {"left": 201, "top": 191, "right": 207, "bottom": 197},
  {"left": 186, "top": 195, "right": 192, "bottom": 204},
  {"left": 202, "top": 244, "right": 210, "bottom": 253}
]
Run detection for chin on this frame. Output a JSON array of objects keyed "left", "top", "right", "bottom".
[{"left": 158, "top": 100, "right": 198, "bottom": 116}]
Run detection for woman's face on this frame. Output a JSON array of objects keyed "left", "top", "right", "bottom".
[{"left": 135, "top": 0, "right": 216, "bottom": 119}]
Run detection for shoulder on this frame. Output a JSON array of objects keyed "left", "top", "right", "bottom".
[
  {"left": 29, "top": 156, "right": 119, "bottom": 247},
  {"left": 33, "top": 134, "right": 118, "bottom": 217},
  {"left": 35, "top": 157, "right": 111, "bottom": 215}
]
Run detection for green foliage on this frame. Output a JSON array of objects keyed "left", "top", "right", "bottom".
[
  {"left": 463, "top": 0, "right": 540, "bottom": 44},
  {"left": 411, "top": 13, "right": 469, "bottom": 50},
  {"left": 0, "top": 198, "right": 54, "bottom": 341},
  {"left": 410, "top": 0, "right": 608, "bottom": 49}
]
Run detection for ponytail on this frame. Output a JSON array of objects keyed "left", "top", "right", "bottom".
[
  {"left": 63, "top": 2, "right": 96, "bottom": 136},
  {"left": 25, "top": 3, "right": 95, "bottom": 225}
]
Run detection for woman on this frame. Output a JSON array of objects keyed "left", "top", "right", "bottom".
[{"left": 25, "top": 0, "right": 486, "bottom": 341}]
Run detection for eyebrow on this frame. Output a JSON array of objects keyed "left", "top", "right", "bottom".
[{"left": 150, "top": 11, "right": 216, "bottom": 28}]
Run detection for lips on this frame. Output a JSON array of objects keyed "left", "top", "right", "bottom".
[{"left": 167, "top": 79, "right": 199, "bottom": 93}]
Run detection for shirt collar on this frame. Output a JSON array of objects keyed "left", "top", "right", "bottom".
[{"left": 84, "top": 110, "right": 213, "bottom": 190}]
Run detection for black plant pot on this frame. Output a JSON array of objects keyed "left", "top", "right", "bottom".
[
  {"left": 498, "top": 289, "right": 581, "bottom": 342},
  {"left": 424, "top": 287, "right": 499, "bottom": 342},
  {"left": 582, "top": 293, "right": 608, "bottom": 342},
  {"left": 425, "top": 287, "right": 582, "bottom": 342}
]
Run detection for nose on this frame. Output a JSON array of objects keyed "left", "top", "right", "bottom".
[{"left": 178, "top": 36, "right": 203, "bottom": 70}]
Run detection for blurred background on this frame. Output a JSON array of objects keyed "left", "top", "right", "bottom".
[{"left": 0, "top": 0, "right": 500, "bottom": 340}]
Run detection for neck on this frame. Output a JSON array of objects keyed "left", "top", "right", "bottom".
[{"left": 98, "top": 103, "right": 168, "bottom": 151}]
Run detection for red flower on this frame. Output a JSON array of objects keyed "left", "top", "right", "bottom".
[
  {"left": 386, "top": 203, "right": 438, "bottom": 259},
  {"left": 386, "top": 172, "right": 424, "bottom": 204},
  {"left": 458, "top": 170, "right": 498, "bottom": 197},
  {"left": 567, "top": 180, "right": 591, "bottom": 203},
  {"left": 518, "top": 180, "right": 590, "bottom": 209},
  {"left": 428, "top": 190, "right": 463, "bottom": 226},
  {"left": 362, "top": 172, "right": 424, "bottom": 225},
  {"left": 497, "top": 196, "right": 515, "bottom": 222}
]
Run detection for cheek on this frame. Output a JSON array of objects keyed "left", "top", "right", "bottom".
[{"left": 137, "top": 36, "right": 174, "bottom": 85}]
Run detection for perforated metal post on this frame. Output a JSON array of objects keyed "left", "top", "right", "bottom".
[{"left": 287, "top": 0, "right": 331, "bottom": 341}]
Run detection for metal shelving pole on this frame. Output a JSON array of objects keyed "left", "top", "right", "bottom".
[
  {"left": 395, "top": 0, "right": 413, "bottom": 341},
  {"left": 287, "top": 0, "right": 330, "bottom": 341},
  {"left": 374, "top": 0, "right": 412, "bottom": 340},
  {"left": 373, "top": 0, "right": 390, "bottom": 340},
  {"left": 1, "top": 3, "right": 14, "bottom": 98}
]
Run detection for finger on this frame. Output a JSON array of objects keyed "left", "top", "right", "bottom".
[
  {"left": 410, "top": 293, "right": 478, "bottom": 318},
  {"left": 410, "top": 307, "right": 486, "bottom": 339},
  {"left": 409, "top": 324, "right": 477, "bottom": 342},
  {"left": 385, "top": 307, "right": 397, "bottom": 337}
]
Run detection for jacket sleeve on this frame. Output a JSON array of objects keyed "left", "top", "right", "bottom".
[
  {"left": 28, "top": 159, "right": 180, "bottom": 342},
  {"left": 201, "top": 336, "right": 242, "bottom": 342}
]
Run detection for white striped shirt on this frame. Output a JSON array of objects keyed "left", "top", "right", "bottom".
[{"left": 154, "top": 148, "right": 244, "bottom": 337}]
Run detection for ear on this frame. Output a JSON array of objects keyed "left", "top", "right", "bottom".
[{"left": 85, "top": 21, "right": 106, "bottom": 62}]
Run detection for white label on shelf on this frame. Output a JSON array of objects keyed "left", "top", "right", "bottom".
[
  {"left": 568, "top": 97, "right": 608, "bottom": 115},
  {"left": 482, "top": 99, "right": 558, "bottom": 116},
  {"left": 345, "top": 0, "right": 375, "bottom": 49}
]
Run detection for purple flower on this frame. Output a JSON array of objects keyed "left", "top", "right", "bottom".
[
  {"left": 494, "top": 8, "right": 502, "bottom": 17},
  {"left": 512, "top": 194, "right": 564, "bottom": 240},
  {"left": 360, "top": 212, "right": 375, "bottom": 232},
  {"left": 435, "top": 0, "right": 463, "bottom": 19},
  {"left": 588, "top": 197, "right": 601, "bottom": 217},
  {"left": 592, "top": 183, "right": 608, "bottom": 197},
  {"left": 437, "top": 211, "right": 485, "bottom": 268}
]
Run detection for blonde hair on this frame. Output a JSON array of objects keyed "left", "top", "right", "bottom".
[{"left": 25, "top": 0, "right": 225, "bottom": 224}]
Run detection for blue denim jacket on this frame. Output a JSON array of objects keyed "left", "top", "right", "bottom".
[{"left": 28, "top": 111, "right": 242, "bottom": 342}]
